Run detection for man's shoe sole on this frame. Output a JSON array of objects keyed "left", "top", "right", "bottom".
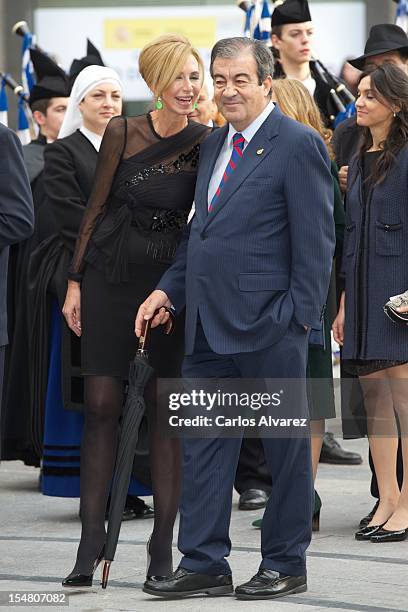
[
  {"left": 239, "top": 502, "right": 267, "bottom": 511},
  {"left": 235, "top": 583, "right": 307, "bottom": 600},
  {"left": 143, "top": 584, "right": 233, "bottom": 598},
  {"left": 319, "top": 457, "right": 362, "bottom": 465}
]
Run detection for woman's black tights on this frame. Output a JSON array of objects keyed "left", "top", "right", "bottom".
[{"left": 69, "top": 375, "right": 181, "bottom": 578}]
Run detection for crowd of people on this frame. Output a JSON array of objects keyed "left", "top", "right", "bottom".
[{"left": 1, "top": 0, "right": 408, "bottom": 602}]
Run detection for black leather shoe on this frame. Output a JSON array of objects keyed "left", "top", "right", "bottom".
[
  {"left": 238, "top": 489, "right": 269, "bottom": 511},
  {"left": 355, "top": 523, "right": 385, "bottom": 541},
  {"left": 105, "top": 496, "right": 154, "bottom": 521},
  {"left": 235, "top": 569, "right": 307, "bottom": 600},
  {"left": 319, "top": 433, "right": 363, "bottom": 465},
  {"left": 370, "top": 527, "right": 408, "bottom": 543},
  {"left": 143, "top": 567, "right": 233, "bottom": 598},
  {"left": 359, "top": 501, "right": 379, "bottom": 528}
]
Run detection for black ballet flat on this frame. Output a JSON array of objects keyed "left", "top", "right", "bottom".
[
  {"left": 62, "top": 547, "right": 105, "bottom": 588},
  {"left": 355, "top": 524, "right": 385, "bottom": 541},
  {"left": 370, "top": 527, "right": 408, "bottom": 543}
]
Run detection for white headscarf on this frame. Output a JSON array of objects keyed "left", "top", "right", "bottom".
[{"left": 58, "top": 65, "right": 123, "bottom": 139}]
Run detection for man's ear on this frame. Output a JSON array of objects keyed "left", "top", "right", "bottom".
[
  {"left": 271, "top": 34, "right": 281, "bottom": 50},
  {"left": 32, "top": 110, "right": 46, "bottom": 127},
  {"left": 263, "top": 76, "right": 273, "bottom": 97}
]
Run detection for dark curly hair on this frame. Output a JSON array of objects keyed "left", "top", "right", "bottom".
[{"left": 357, "top": 63, "right": 408, "bottom": 184}]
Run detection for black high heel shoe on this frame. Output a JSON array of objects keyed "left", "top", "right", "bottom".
[
  {"left": 312, "top": 490, "right": 322, "bottom": 532},
  {"left": 62, "top": 547, "right": 105, "bottom": 588},
  {"left": 145, "top": 535, "right": 171, "bottom": 581}
]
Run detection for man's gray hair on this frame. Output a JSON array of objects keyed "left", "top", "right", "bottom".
[{"left": 210, "top": 37, "right": 274, "bottom": 84}]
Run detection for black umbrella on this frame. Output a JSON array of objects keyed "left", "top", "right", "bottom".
[{"left": 101, "top": 309, "right": 174, "bottom": 589}]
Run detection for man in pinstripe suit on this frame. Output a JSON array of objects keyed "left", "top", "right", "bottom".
[{"left": 136, "top": 37, "right": 335, "bottom": 600}]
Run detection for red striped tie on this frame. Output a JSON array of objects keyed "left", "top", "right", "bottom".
[{"left": 209, "top": 132, "right": 245, "bottom": 212}]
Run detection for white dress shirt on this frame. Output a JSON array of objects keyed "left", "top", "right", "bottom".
[
  {"left": 80, "top": 126, "right": 103, "bottom": 152},
  {"left": 208, "top": 100, "right": 275, "bottom": 209}
]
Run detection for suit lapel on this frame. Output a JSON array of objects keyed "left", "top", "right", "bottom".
[
  {"left": 202, "top": 106, "right": 282, "bottom": 228},
  {"left": 195, "top": 125, "right": 228, "bottom": 225}
]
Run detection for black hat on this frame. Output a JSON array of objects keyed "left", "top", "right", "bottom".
[
  {"left": 29, "top": 48, "right": 70, "bottom": 107},
  {"left": 271, "top": 0, "right": 312, "bottom": 27},
  {"left": 69, "top": 39, "right": 105, "bottom": 85},
  {"left": 349, "top": 24, "right": 408, "bottom": 70}
]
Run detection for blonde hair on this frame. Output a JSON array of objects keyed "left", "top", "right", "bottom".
[
  {"left": 272, "top": 79, "right": 333, "bottom": 158},
  {"left": 139, "top": 34, "right": 204, "bottom": 98}
]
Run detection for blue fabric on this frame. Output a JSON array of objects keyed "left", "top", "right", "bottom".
[
  {"left": 158, "top": 106, "right": 335, "bottom": 356},
  {"left": 342, "top": 150, "right": 408, "bottom": 360},
  {"left": 178, "top": 319, "right": 312, "bottom": 576},
  {"left": 42, "top": 300, "right": 151, "bottom": 497}
]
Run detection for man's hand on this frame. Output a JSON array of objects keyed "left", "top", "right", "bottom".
[
  {"left": 338, "top": 166, "right": 348, "bottom": 194},
  {"left": 135, "top": 290, "right": 172, "bottom": 337}
]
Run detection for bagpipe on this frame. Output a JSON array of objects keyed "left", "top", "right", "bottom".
[
  {"left": 0, "top": 72, "right": 28, "bottom": 103},
  {"left": 12, "top": 20, "right": 44, "bottom": 52},
  {"left": 312, "top": 56, "right": 356, "bottom": 123}
]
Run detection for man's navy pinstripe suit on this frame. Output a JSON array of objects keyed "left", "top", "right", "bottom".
[{"left": 158, "top": 105, "right": 335, "bottom": 577}]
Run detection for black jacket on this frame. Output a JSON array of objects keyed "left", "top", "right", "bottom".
[
  {"left": 27, "top": 130, "right": 98, "bottom": 454},
  {"left": 44, "top": 130, "right": 98, "bottom": 251},
  {"left": 0, "top": 124, "right": 34, "bottom": 345}
]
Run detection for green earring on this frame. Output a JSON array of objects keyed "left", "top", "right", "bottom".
[
  {"left": 193, "top": 101, "right": 198, "bottom": 110},
  {"left": 155, "top": 96, "right": 163, "bottom": 110}
]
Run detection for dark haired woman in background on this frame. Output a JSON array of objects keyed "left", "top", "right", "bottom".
[{"left": 333, "top": 63, "right": 408, "bottom": 542}]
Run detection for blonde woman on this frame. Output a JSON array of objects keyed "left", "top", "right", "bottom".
[
  {"left": 261, "top": 78, "right": 344, "bottom": 528},
  {"left": 62, "top": 34, "right": 210, "bottom": 587}
]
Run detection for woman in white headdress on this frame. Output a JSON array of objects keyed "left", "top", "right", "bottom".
[{"left": 32, "top": 65, "right": 126, "bottom": 508}]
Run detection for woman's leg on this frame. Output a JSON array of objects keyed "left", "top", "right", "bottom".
[
  {"left": 359, "top": 370, "right": 399, "bottom": 527},
  {"left": 382, "top": 363, "right": 408, "bottom": 530},
  {"left": 145, "top": 377, "right": 181, "bottom": 577},
  {"left": 68, "top": 375, "right": 124, "bottom": 575},
  {"left": 311, "top": 419, "right": 325, "bottom": 482}
]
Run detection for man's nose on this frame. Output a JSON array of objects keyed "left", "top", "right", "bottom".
[{"left": 222, "top": 84, "right": 238, "bottom": 96}]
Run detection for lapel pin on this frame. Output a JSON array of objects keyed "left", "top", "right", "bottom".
[{"left": 256, "top": 148, "right": 264, "bottom": 155}]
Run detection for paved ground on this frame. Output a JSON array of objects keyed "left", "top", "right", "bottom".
[{"left": 1, "top": 429, "right": 408, "bottom": 612}]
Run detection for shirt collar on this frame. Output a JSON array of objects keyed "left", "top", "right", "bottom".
[
  {"left": 79, "top": 126, "right": 103, "bottom": 152},
  {"left": 227, "top": 100, "right": 275, "bottom": 147}
]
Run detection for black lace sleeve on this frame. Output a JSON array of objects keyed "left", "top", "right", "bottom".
[{"left": 68, "top": 116, "right": 126, "bottom": 281}]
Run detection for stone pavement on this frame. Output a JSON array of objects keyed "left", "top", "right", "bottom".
[{"left": 1, "top": 433, "right": 407, "bottom": 612}]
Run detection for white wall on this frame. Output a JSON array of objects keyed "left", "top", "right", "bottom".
[{"left": 35, "top": 2, "right": 365, "bottom": 101}]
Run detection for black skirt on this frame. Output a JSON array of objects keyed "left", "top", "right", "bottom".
[{"left": 81, "top": 263, "right": 185, "bottom": 379}]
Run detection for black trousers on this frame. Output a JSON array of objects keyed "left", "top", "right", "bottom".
[
  {"left": 235, "top": 437, "right": 272, "bottom": 494},
  {"left": 0, "top": 346, "right": 5, "bottom": 458}
]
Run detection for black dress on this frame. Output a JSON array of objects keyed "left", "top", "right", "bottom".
[{"left": 69, "top": 114, "right": 210, "bottom": 378}]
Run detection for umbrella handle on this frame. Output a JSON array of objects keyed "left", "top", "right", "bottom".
[{"left": 138, "top": 307, "right": 175, "bottom": 351}]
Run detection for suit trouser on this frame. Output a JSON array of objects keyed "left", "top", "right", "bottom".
[
  {"left": 0, "top": 346, "right": 5, "bottom": 458},
  {"left": 235, "top": 436, "right": 272, "bottom": 495},
  {"left": 178, "top": 319, "right": 313, "bottom": 577}
]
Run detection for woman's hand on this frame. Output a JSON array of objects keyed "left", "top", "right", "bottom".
[
  {"left": 62, "top": 280, "right": 82, "bottom": 337},
  {"left": 332, "top": 292, "right": 345, "bottom": 346}
]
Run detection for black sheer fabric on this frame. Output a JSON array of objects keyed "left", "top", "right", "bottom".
[
  {"left": 65, "top": 114, "right": 210, "bottom": 579},
  {"left": 69, "top": 114, "right": 208, "bottom": 283}
]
